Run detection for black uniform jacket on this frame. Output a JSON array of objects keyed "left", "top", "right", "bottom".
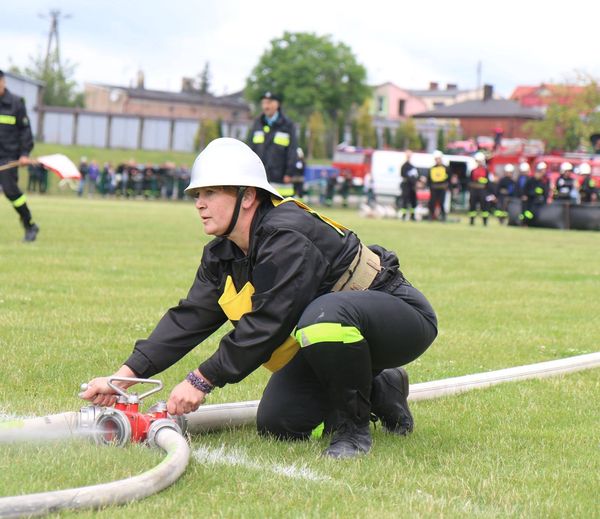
[
  {"left": 125, "top": 200, "right": 404, "bottom": 387},
  {"left": 248, "top": 111, "right": 297, "bottom": 183},
  {"left": 523, "top": 177, "right": 548, "bottom": 202},
  {"left": 0, "top": 89, "right": 34, "bottom": 162}
]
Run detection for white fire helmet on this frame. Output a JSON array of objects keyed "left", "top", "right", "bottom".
[
  {"left": 560, "top": 161, "right": 573, "bottom": 173},
  {"left": 536, "top": 161, "right": 547, "bottom": 171},
  {"left": 432, "top": 150, "right": 443, "bottom": 159},
  {"left": 185, "top": 138, "right": 283, "bottom": 199},
  {"left": 519, "top": 162, "right": 531, "bottom": 173},
  {"left": 504, "top": 164, "right": 515, "bottom": 174},
  {"left": 578, "top": 162, "right": 591, "bottom": 175},
  {"left": 474, "top": 151, "right": 486, "bottom": 163}
]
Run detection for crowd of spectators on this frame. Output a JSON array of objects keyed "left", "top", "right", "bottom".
[{"left": 75, "top": 158, "right": 191, "bottom": 200}]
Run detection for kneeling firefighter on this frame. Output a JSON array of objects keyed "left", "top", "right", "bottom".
[{"left": 80, "top": 138, "right": 438, "bottom": 459}]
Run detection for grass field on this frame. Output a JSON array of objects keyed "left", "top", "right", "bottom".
[{"left": 0, "top": 195, "right": 599, "bottom": 518}]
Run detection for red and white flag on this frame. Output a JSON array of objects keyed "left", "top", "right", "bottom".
[{"left": 37, "top": 154, "right": 81, "bottom": 180}]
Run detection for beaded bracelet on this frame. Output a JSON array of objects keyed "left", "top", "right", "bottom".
[{"left": 186, "top": 371, "right": 214, "bottom": 394}]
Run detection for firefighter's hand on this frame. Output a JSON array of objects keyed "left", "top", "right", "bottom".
[
  {"left": 79, "top": 366, "right": 137, "bottom": 407},
  {"left": 167, "top": 379, "right": 206, "bottom": 415},
  {"left": 79, "top": 377, "right": 120, "bottom": 407},
  {"left": 18, "top": 156, "right": 30, "bottom": 167},
  {"left": 283, "top": 175, "right": 291, "bottom": 183}
]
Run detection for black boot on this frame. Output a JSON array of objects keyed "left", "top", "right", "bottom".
[
  {"left": 371, "top": 367, "right": 413, "bottom": 436},
  {"left": 300, "top": 340, "right": 373, "bottom": 459},
  {"left": 323, "top": 419, "right": 372, "bottom": 459},
  {"left": 322, "top": 389, "right": 372, "bottom": 459},
  {"left": 23, "top": 223, "right": 40, "bottom": 242}
]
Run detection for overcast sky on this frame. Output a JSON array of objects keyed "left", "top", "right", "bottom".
[{"left": 3, "top": 1, "right": 599, "bottom": 99}]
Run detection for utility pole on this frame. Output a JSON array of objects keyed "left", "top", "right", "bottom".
[
  {"left": 476, "top": 60, "right": 482, "bottom": 92},
  {"left": 40, "top": 9, "right": 71, "bottom": 73}
]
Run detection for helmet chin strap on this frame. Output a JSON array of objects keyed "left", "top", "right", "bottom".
[{"left": 220, "top": 187, "right": 247, "bottom": 238}]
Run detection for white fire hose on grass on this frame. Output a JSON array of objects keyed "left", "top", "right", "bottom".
[
  {"left": 0, "top": 351, "right": 599, "bottom": 517},
  {"left": 0, "top": 426, "right": 189, "bottom": 518}
]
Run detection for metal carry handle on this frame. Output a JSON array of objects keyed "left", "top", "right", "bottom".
[{"left": 107, "top": 376, "right": 164, "bottom": 401}]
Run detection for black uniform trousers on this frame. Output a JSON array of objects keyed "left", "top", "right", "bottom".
[
  {"left": 428, "top": 187, "right": 447, "bottom": 220},
  {"left": 400, "top": 183, "right": 417, "bottom": 215},
  {"left": 257, "top": 284, "right": 437, "bottom": 440},
  {"left": 0, "top": 164, "right": 33, "bottom": 226},
  {"left": 468, "top": 188, "right": 488, "bottom": 218}
]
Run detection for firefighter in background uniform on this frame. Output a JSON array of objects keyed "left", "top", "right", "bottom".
[
  {"left": 427, "top": 150, "right": 448, "bottom": 221},
  {"left": 553, "top": 162, "right": 577, "bottom": 203},
  {"left": 249, "top": 91, "right": 298, "bottom": 197},
  {"left": 0, "top": 70, "right": 39, "bottom": 242},
  {"left": 520, "top": 164, "right": 548, "bottom": 225},
  {"left": 468, "top": 152, "right": 492, "bottom": 226},
  {"left": 290, "top": 147, "right": 305, "bottom": 199},
  {"left": 578, "top": 162, "right": 598, "bottom": 203},
  {"left": 494, "top": 164, "right": 516, "bottom": 224},
  {"left": 399, "top": 150, "right": 419, "bottom": 221},
  {"left": 516, "top": 161, "right": 532, "bottom": 198},
  {"left": 81, "top": 138, "right": 438, "bottom": 460}
]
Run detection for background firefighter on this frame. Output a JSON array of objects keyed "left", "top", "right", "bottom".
[
  {"left": 520, "top": 164, "right": 548, "bottom": 225},
  {"left": 399, "top": 150, "right": 419, "bottom": 221},
  {"left": 81, "top": 138, "right": 438, "bottom": 460},
  {"left": 0, "top": 70, "right": 39, "bottom": 242},
  {"left": 494, "top": 163, "right": 516, "bottom": 224},
  {"left": 468, "top": 152, "right": 492, "bottom": 226},
  {"left": 427, "top": 150, "right": 448, "bottom": 221},
  {"left": 248, "top": 91, "right": 298, "bottom": 197}
]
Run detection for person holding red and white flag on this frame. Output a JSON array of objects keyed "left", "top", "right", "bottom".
[{"left": 0, "top": 70, "right": 39, "bottom": 242}]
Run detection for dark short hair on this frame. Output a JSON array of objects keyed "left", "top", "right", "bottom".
[{"left": 0, "top": 70, "right": 4, "bottom": 78}]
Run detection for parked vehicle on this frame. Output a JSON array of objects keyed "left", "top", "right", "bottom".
[
  {"left": 370, "top": 150, "right": 477, "bottom": 209},
  {"left": 331, "top": 146, "right": 373, "bottom": 187}
]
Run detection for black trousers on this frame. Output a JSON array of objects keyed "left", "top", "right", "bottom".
[
  {"left": 1, "top": 166, "right": 23, "bottom": 200},
  {"left": 428, "top": 188, "right": 447, "bottom": 220},
  {"left": 257, "top": 284, "right": 438, "bottom": 440},
  {"left": 1, "top": 165, "right": 33, "bottom": 227},
  {"left": 401, "top": 184, "right": 417, "bottom": 213},
  {"left": 468, "top": 188, "right": 488, "bottom": 216}
]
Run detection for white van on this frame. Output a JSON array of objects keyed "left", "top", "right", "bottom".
[{"left": 370, "top": 150, "right": 477, "bottom": 200}]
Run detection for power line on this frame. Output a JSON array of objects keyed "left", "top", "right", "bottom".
[{"left": 39, "top": 9, "right": 71, "bottom": 72}]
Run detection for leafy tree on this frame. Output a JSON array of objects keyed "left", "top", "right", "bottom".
[
  {"left": 383, "top": 127, "right": 392, "bottom": 148},
  {"left": 308, "top": 111, "right": 326, "bottom": 159},
  {"left": 525, "top": 103, "right": 581, "bottom": 152},
  {"left": 355, "top": 99, "right": 375, "bottom": 148},
  {"left": 350, "top": 120, "right": 358, "bottom": 146},
  {"left": 298, "top": 122, "right": 307, "bottom": 155},
  {"left": 10, "top": 50, "right": 83, "bottom": 107},
  {"left": 437, "top": 127, "right": 446, "bottom": 152},
  {"left": 446, "top": 123, "right": 460, "bottom": 144},
  {"left": 198, "top": 62, "right": 212, "bottom": 95},
  {"left": 245, "top": 31, "right": 370, "bottom": 152},
  {"left": 194, "top": 119, "right": 220, "bottom": 151},
  {"left": 525, "top": 77, "right": 600, "bottom": 152},
  {"left": 394, "top": 118, "right": 421, "bottom": 150},
  {"left": 337, "top": 118, "right": 346, "bottom": 146}
]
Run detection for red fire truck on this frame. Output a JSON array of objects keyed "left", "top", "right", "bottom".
[{"left": 331, "top": 146, "right": 373, "bottom": 186}]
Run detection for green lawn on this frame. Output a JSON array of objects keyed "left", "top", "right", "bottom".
[{"left": 0, "top": 196, "right": 599, "bottom": 518}]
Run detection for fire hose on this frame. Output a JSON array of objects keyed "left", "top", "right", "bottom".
[{"left": 1, "top": 351, "right": 599, "bottom": 517}]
